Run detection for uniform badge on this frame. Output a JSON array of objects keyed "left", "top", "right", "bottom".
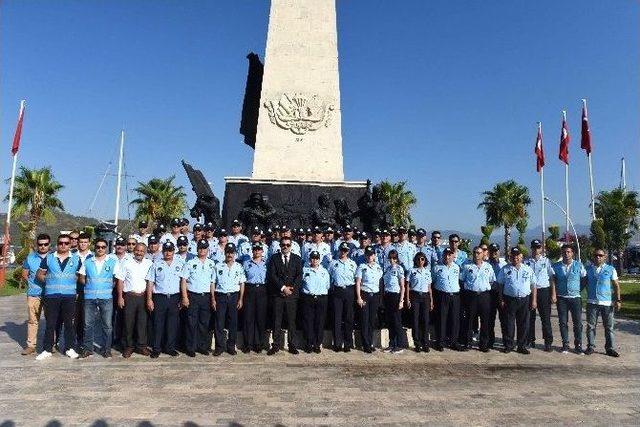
[{"left": 157, "top": 267, "right": 163, "bottom": 272}]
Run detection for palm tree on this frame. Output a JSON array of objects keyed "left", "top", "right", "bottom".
[
  {"left": 7, "top": 166, "right": 64, "bottom": 245},
  {"left": 130, "top": 176, "right": 187, "bottom": 227},
  {"left": 477, "top": 180, "right": 531, "bottom": 254},
  {"left": 378, "top": 180, "right": 417, "bottom": 227},
  {"left": 594, "top": 188, "right": 640, "bottom": 270}
]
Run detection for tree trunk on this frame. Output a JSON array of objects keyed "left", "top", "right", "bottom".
[{"left": 504, "top": 225, "right": 511, "bottom": 256}]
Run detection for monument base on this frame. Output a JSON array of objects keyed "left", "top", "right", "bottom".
[{"left": 222, "top": 177, "right": 368, "bottom": 229}]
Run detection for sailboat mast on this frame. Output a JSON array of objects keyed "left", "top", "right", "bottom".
[{"left": 114, "top": 129, "right": 125, "bottom": 232}]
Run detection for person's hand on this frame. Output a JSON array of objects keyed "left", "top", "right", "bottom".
[
  {"left": 615, "top": 301, "right": 622, "bottom": 311},
  {"left": 211, "top": 298, "right": 216, "bottom": 310},
  {"left": 146, "top": 299, "right": 154, "bottom": 312},
  {"left": 182, "top": 297, "right": 190, "bottom": 309},
  {"left": 283, "top": 287, "right": 293, "bottom": 297},
  {"left": 430, "top": 301, "right": 434, "bottom": 311},
  {"left": 406, "top": 300, "right": 411, "bottom": 309},
  {"left": 357, "top": 297, "right": 365, "bottom": 308},
  {"left": 237, "top": 299, "right": 243, "bottom": 310},
  {"left": 398, "top": 300, "right": 404, "bottom": 310},
  {"left": 118, "top": 296, "right": 125, "bottom": 309},
  {"left": 499, "top": 300, "right": 505, "bottom": 310},
  {"left": 530, "top": 300, "right": 537, "bottom": 311},
  {"left": 551, "top": 294, "right": 557, "bottom": 304}
]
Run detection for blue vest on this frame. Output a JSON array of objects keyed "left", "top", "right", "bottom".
[
  {"left": 586, "top": 264, "right": 615, "bottom": 303},
  {"left": 84, "top": 257, "right": 117, "bottom": 300},
  {"left": 552, "top": 261, "right": 583, "bottom": 298},
  {"left": 24, "top": 252, "right": 46, "bottom": 297},
  {"left": 44, "top": 253, "right": 80, "bottom": 296}
]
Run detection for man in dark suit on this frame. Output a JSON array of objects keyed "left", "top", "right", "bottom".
[{"left": 267, "top": 235, "right": 303, "bottom": 355}]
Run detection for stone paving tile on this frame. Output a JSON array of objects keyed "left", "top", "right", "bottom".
[{"left": 0, "top": 294, "right": 639, "bottom": 425}]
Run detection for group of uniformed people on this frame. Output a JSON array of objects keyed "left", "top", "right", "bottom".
[{"left": 21, "top": 217, "right": 622, "bottom": 360}]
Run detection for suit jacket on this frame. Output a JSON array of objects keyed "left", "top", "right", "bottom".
[{"left": 267, "top": 252, "right": 303, "bottom": 297}]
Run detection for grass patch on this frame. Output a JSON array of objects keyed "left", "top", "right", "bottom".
[
  {"left": 0, "top": 275, "right": 24, "bottom": 297},
  {"left": 619, "top": 278, "right": 640, "bottom": 320}
]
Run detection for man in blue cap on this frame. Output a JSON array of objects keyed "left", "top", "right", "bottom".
[
  {"left": 212, "top": 242, "right": 246, "bottom": 356},
  {"left": 180, "top": 239, "right": 216, "bottom": 357},
  {"left": 524, "top": 239, "right": 554, "bottom": 352},
  {"left": 146, "top": 241, "right": 184, "bottom": 358}
]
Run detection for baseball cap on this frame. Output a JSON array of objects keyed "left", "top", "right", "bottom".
[
  {"left": 196, "top": 239, "right": 209, "bottom": 250},
  {"left": 309, "top": 250, "right": 321, "bottom": 259},
  {"left": 339, "top": 242, "right": 350, "bottom": 251},
  {"left": 177, "top": 235, "right": 189, "bottom": 246},
  {"left": 531, "top": 239, "right": 542, "bottom": 248},
  {"left": 162, "top": 242, "right": 175, "bottom": 252},
  {"left": 147, "top": 235, "right": 158, "bottom": 245},
  {"left": 115, "top": 237, "right": 126, "bottom": 246},
  {"left": 225, "top": 242, "right": 237, "bottom": 253}
]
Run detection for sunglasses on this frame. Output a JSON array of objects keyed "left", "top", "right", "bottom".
[
  {"left": 127, "top": 243, "right": 136, "bottom": 246},
  {"left": 96, "top": 245, "right": 107, "bottom": 249},
  {"left": 70, "top": 237, "right": 78, "bottom": 241},
  {"left": 451, "top": 240, "right": 460, "bottom": 243},
  {"left": 58, "top": 241, "right": 70, "bottom": 246},
  {"left": 281, "top": 243, "right": 291, "bottom": 247},
  {"left": 595, "top": 253, "right": 606, "bottom": 257},
  {"left": 37, "top": 242, "right": 50, "bottom": 247}
]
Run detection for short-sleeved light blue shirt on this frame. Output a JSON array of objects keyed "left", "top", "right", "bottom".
[
  {"left": 328, "top": 258, "right": 357, "bottom": 288},
  {"left": 180, "top": 257, "right": 216, "bottom": 293},
  {"left": 432, "top": 263, "right": 461, "bottom": 293},
  {"left": 146, "top": 258, "right": 185, "bottom": 295},
  {"left": 356, "top": 262, "right": 383, "bottom": 294},
  {"left": 407, "top": 266, "right": 432, "bottom": 293},
  {"left": 214, "top": 261, "right": 246, "bottom": 293},
  {"left": 497, "top": 264, "right": 536, "bottom": 297},
  {"left": 301, "top": 266, "right": 330, "bottom": 296},
  {"left": 460, "top": 261, "right": 495, "bottom": 292}
]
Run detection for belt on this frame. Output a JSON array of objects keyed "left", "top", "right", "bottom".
[
  {"left": 154, "top": 292, "right": 179, "bottom": 298},
  {"left": 214, "top": 291, "right": 240, "bottom": 295},
  {"left": 410, "top": 290, "right": 429, "bottom": 296},
  {"left": 303, "top": 293, "right": 326, "bottom": 299},
  {"left": 125, "top": 291, "right": 145, "bottom": 296},
  {"left": 188, "top": 290, "right": 211, "bottom": 296},
  {"left": 464, "top": 289, "right": 491, "bottom": 295},
  {"left": 246, "top": 283, "right": 264, "bottom": 287},
  {"left": 363, "top": 291, "right": 378, "bottom": 297},
  {"left": 437, "top": 290, "right": 459, "bottom": 295}
]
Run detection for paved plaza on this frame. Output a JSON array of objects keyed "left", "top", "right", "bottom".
[{"left": 0, "top": 293, "right": 639, "bottom": 426}]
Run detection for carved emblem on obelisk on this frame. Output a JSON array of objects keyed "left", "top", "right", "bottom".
[{"left": 263, "top": 93, "right": 334, "bottom": 135}]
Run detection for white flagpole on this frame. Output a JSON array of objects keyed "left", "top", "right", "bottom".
[
  {"left": 583, "top": 99, "right": 596, "bottom": 221},
  {"left": 538, "top": 122, "right": 546, "bottom": 250},
  {"left": 114, "top": 129, "right": 125, "bottom": 233},
  {"left": 563, "top": 110, "right": 570, "bottom": 238},
  {"left": 6, "top": 100, "right": 25, "bottom": 228}
]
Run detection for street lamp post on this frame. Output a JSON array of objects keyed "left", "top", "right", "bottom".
[{"left": 544, "top": 196, "right": 581, "bottom": 261}]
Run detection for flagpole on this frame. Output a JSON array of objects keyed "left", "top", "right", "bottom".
[
  {"left": 114, "top": 129, "right": 125, "bottom": 233},
  {"left": 537, "top": 122, "right": 546, "bottom": 251},
  {"left": 1, "top": 100, "right": 25, "bottom": 287},
  {"left": 563, "top": 110, "right": 570, "bottom": 238},
  {"left": 582, "top": 99, "right": 596, "bottom": 221}
]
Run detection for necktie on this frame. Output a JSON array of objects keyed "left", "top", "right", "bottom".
[{"left": 284, "top": 254, "right": 289, "bottom": 269}]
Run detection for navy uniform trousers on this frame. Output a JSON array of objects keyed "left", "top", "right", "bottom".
[
  {"left": 359, "top": 292, "right": 380, "bottom": 350},
  {"left": 410, "top": 290, "right": 430, "bottom": 349},
  {"left": 331, "top": 286, "right": 355, "bottom": 349},
  {"left": 528, "top": 287, "right": 553, "bottom": 346},
  {"left": 243, "top": 284, "right": 268, "bottom": 351},
  {"left": 214, "top": 291, "right": 239, "bottom": 352},
  {"left": 461, "top": 290, "right": 491, "bottom": 349},
  {"left": 302, "top": 293, "right": 328, "bottom": 349},
  {"left": 186, "top": 291, "right": 211, "bottom": 352},
  {"left": 504, "top": 295, "right": 531, "bottom": 350},
  {"left": 152, "top": 293, "right": 180, "bottom": 353}
]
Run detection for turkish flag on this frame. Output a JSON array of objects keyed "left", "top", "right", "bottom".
[
  {"left": 11, "top": 102, "right": 25, "bottom": 155},
  {"left": 535, "top": 125, "right": 545, "bottom": 172},
  {"left": 559, "top": 115, "right": 570, "bottom": 165},
  {"left": 581, "top": 104, "right": 592, "bottom": 154}
]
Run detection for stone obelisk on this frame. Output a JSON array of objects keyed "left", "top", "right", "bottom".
[{"left": 251, "top": 0, "right": 344, "bottom": 182}]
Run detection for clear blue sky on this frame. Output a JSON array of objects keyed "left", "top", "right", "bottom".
[{"left": 2, "top": 1, "right": 638, "bottom": 233}]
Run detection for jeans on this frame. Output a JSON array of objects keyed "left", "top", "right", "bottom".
[
  {"left": 586, "top": 303, "right": 615, "bottom": 351},
  {"left": 83, "top": 298, "right": 113, "bottom": 353},
  {"left": 557, "top": 296, "right": 582, "bottom": 347}
]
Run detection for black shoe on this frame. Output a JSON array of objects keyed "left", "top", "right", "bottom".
[
  {"left": 606, "top": 349, "right": 620, "bottom": 358},
  {"left": 575, "top": 346, "right": 584, "bottom": 355},
  {"left": 150, "top": 351, "right": 160, "bottom": 359},
  {"left": 313, "top": 346, "right": 321, "bottom": 354},
  {"left": 242, "top": 347, "right": 251, "bottom": 354},
  {"left": 333, "top": 345, "right": 343, "bottom": 352},
  {"left": 528, "top": 341, "right": 536, "bottom": 349},
  {"left": 343, "top": 346, "right": 352, "bottom": 353},
  {"left": 102, "top": 351, "right": 113, "bottom": 358},
  {"left": 561, "top": 344, "right": 570, "bottom": 354},
  {"left": 414, "top": 346, "right": 422, "bottom": 353},
  {"left": 452, "top": 344, "right": 468, "bottom": 352},
  {"left": 584, "top": 347, "right": 594, "bottom": 355},
  {"left": 503, "top": 347, "right": 513, "bottom": 354},
  {"left": 198, "top": 349, "right": 210, "bottom": 356},
  {"left": 517, "top": 347, "right": 530, "bottom": 355},
  {"left": 422, "top": 345, "right": 430, "bottom": 353},
  {"left": 304, "top": 346, "right": 313, "bottom": 354},
  {"left": 479, "top": 347, "right": 490, "bottom": 353},
  {"left": 288, "top": 347, "right": 299, "bottom": 355},
  {"left": 167, "top": 350, "right": 179, "bottom": 357},
  {"left": 363, "top": 347, "right": 373, "bottom": 354},
  {"left": 79, "top": 351, "right": 93, "bottom": 359},
  {"left": 254, "top": 348, "right": 263, "bottom": 354},
  {"left": 267, "top": 347, "right": 280, "bottom": 356},
  {"left": 212, "top": 348, "right": 223, "bottom": 357},
  {"left": 185, "top": 351, "right": 196, "bottom": 357},
  {"left": 227, "top": 348, "right": 237, "bottom": 356},
  {"left": 544, "top": 344, "right": 552, "bottom": 353},
  {"left": 433, "top": 344, "right": 444, "bottom": 352}
]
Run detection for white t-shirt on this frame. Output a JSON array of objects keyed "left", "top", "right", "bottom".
[{"left": 115, "top": 257, "right": 153, "bottom": 293}]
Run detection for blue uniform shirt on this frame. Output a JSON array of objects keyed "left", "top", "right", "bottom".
[
  {"left": 23, "top": 251, "right": 47, "bottom": 297},
  {"left": 497, "top": 264, "right": 536, "bottom": 297},
  {"left": 460, "top": 261, "right": 496, "bottom": 292},
  {"left": 228, "top": 233, "right": 249, "bottom": 248},
  {"left": 180, "top": 257, "right": 216, "bottom": 293},
  {"left": 301, "top": 266, "right": 330, "bottom": 296},
  {"left": 208, "top": 244, "right": 226, "bottom": 264},
  {"left": 356, "top": 262, "right": 383, "bottom": 294},
  {"left": 586, "top": 263, "right": 618, "bottom": 306},
  {"left": 524, "top": 256, "right": 552, "bottom": 289},
  {"left": 243, "top": 258, "right": 267, "bottom": 284},
  {"left": 383, "top": 264, "right": 404, "bottom": 293},
  {"left": 328, "top": 258, "right": 357, "bottom": 288},
  {"left": 550, "top": 260, "right": 586, "bottom": 298},
  {"left": 375, "top": 244, "right": 395, "bottom": 271},
  {"left": 215, "top": 261, "right": 246, "bottom": 293},
  {"left": 238, "top": 241, "right": 268, "bottom": 262},
  {"left": 432, "top": 263, "right": 461, "bottom": 293},
  {"left": 302, "top": 242, "right": 332, "bottom": 268},
  {"left": 146, "top": 258, "right": 184, "bottom": 295},
  {"left": 407, "top": 267, "right": 432, "bottom": 293},
  {"left": 394, "top": 241, "right": 417, "bottom": 272}
]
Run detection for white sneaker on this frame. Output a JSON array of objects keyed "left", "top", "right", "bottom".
[
  {"left": 383, "top": 347, "right": 393, "bottom": 353},
  {"left": 36, "top": 351, "right": 52, "bottom": 361},
  {"left": 65, "top": 349, "right": 79, "bottom": 359},
  {"left": 391, "top": 348, "right": 404, "bottom": 354}
]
